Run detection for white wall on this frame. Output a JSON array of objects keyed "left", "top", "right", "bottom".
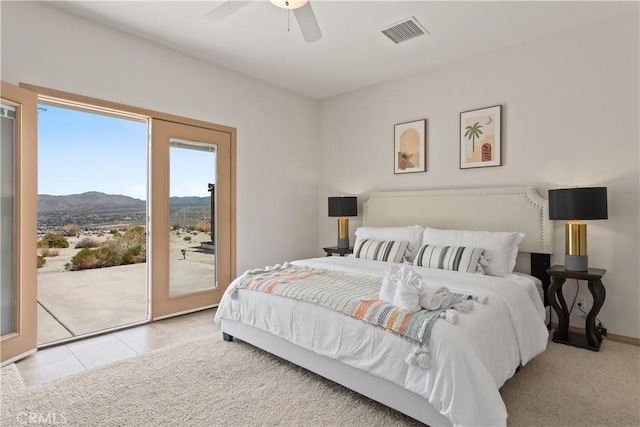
[
  {"left": 1, "top": 1, "right": 321, "bottom": 272},
  {"left": 319, "top": 13, "right": 640, "bottom": 339}
]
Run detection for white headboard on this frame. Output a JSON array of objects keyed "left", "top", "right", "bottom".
[{"left": 363, "top": 186, "right": 553, "bottom": 254}]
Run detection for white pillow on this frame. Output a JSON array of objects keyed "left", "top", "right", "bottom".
[
  {"left": 354, "top": 225, "right": 424, "bottom": 262},
  {"left": 421, "top": 228, "right": 525, "bottom": 276}
]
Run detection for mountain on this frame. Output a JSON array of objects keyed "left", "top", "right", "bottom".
[
  {"left": 169, "top": 196, "right": 211, "bottom": 210},
  {"left": 38, "top": 192, "right": 145, "bottom": 213},
  {"left": 38, "top": 192, "right": 210, "bottom": 213}
]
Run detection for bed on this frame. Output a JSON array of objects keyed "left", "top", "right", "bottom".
[{"left": 214, "top": 186, "right": 553, "bottom": 426}]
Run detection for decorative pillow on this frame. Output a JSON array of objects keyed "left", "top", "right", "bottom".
[
  {"left": 354, "top": 226, "right": 423, "bottom": 262},
  {"left": 413, "top": 244, "right": 484, "bottom": 274},
  {"left": 421, "top": 228, "right": 525, "bottom": 276},
  {"left": 353, "top": 239, "right": 409, "bottom": 263}
]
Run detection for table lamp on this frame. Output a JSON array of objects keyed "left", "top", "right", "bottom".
[
  {"left": 548, "top": 187, "right": 608, "bottom": 271},
  {"left": 328, "top": 196, "right": 357, "bottom": 249}
]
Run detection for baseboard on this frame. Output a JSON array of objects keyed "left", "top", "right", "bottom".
[
  {"left": 606, "top": 332, "right": 640, "bottom": 346},
  {"left": 550, "top": 323, "right": 640, "bottom": 347}
]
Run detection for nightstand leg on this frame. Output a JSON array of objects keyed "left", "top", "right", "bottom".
[
  {"left": 548, "top": 277, "right": 569, "bottom": 341},
  {"left": 585, "top": 279, "right": 606, "bottom": 348}
]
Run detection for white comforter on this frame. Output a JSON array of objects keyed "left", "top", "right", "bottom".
[{"left": 214, "top": 257, "right": 548, "bottom": 426}]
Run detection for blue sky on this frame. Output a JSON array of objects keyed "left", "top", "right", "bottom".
[{"left": 38, "top": 104, "right": 215, "bottom": 199}]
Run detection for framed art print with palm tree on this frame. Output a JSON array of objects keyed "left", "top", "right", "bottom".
[
  {"left": 460, "top": 105, "right": 502, "bottom": 169},
  {"left": 394, "top": 119, "right": 427, "bottom": 174}
]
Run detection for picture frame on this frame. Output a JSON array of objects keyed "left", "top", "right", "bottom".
[
  {"left": 459, "top": 105, "right": 502, "bottom": 169},
  {"left": 394, "top": 119, "right": 427, "bottom": 174}
]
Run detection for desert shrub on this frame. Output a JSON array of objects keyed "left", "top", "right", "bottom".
[
  {"left": 37, "top": 255, "right": 46, "bottom": 268},
  {"left": 39, "top": 246, "right": 60, "bottom": 257},
  {"left": 109, "top": 229, "right": 121, "bottom": 237},
  {"left": 183, "top": 236, "right": 192, "bottom": 242},
  {"left": 121, "top": 245, "right": 144, "bottom": 265},
  {"left": 186, "top": 225, "right": 196, "bottom": 232},
  {"left": 67, "top": 227, "right": 146, "bottom": 271},
  {"left": 37, "top": 233, "right": 69, "bottom": 249},
  {"left": 75, "top": 237, "right": 99, "bottom": 249},
  {"left": 96, "top": 232, "right": 105, "bottom": 238},
  {"left": 120, "top": 226, "right": 146, "bottom": 247},
  {"left": 195, "top": 222, "right": 211, "bottom": 233},
  {"left": 61, "top": 223, "right": 81, "bottom": 237},
  {"left": 67, "top": 247, "right": 119, "bottom": 271},
  {"left": 102, "top": 227, "right": 146, "bottom": 262},
  {"left": 171, "top": 223, "right": 181, "bottom": 231}
]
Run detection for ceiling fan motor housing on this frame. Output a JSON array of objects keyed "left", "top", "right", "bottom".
[{"left": 270, "top": 0, "right": 309, "bottom": 10}]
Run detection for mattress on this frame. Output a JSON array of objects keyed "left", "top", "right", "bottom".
[{"left": 215, "top": 256, "right": 548, "bottom": 426}]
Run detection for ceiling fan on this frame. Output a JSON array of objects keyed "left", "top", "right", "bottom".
[{"left": 206, "top": 0, "right": 322, "bottom": 43}]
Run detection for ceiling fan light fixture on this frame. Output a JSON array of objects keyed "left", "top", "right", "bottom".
[{"left": 269, "top": 0, "right": 309, "bottom": 10}]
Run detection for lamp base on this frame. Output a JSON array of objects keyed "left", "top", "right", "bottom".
[
  {"left": 565, "top": 254, "right": 588, "bottom": 271},
  {"left": 337, "top": 217, "right": 350, "bottom": 249},
  {"left": 337, "top": 238, "right": 350, "bottom": 249}
]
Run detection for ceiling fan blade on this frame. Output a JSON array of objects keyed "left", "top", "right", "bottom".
[
  {"left": 293, "top": 2, "right": 322, "bottom": 43},
  {"left": 206, "top": 1, "right": 252, "bottom": 21}
]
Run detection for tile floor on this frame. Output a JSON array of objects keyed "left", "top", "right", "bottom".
[{"left": 15, "top": 308, "right": 219, "bottom": 387}]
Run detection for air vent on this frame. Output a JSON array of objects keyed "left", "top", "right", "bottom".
[{"left": 381, "top": 16, "right": 429, "bottom": 44}]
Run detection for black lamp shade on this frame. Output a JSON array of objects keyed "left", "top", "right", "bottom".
[
  {"left": 328, "top": 196, "right": 357, "bottom": 217},
  {"left": 548, "top": 187, "right": 608, "bottom": 220}
]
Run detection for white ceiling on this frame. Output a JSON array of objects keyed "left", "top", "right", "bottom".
[{"left": 51, "top": 1, "right": 635, "bottom": 100}]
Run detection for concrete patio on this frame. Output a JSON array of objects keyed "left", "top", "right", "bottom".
[{"left": 37, "top": 259, "right": 216, "bottom": 345}]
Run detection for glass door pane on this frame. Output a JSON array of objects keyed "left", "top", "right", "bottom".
[
  {"left": 1, "top": 104, "right": 16, "bottom": 336},
  {"left": 169, "top": 139, "right": 217, "bottom": 296}
]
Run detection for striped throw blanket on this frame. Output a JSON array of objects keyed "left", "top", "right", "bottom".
[{"left": 232, "top": 264, "right": 473, "bottom": 368}]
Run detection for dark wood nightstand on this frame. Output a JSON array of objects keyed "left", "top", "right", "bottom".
[
  {"left": 547, "top": 265, "right": 606, "bottom": 351},
  {"left": 323, "top": 246, "right": 353, "bottom": 257}
]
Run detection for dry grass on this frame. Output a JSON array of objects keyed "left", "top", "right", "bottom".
[
  {"left": 62, "top": 223, "right": 81, "bottom": 237},
  {"left": 102, "top": 226, "right": 145, "bottom": 256},
  {"left": 195, "top": 222, "right": 211, "bottom": 233},
  {"left": 39, "top": 246, "right": 60, "bottom": 257},
  {"left": 75, "top": 237, "right": 100, "bottom": 249}
]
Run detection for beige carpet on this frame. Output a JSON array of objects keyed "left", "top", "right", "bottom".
[{"left": 1, "top": 335, "right": 639, "bottom": 426}]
